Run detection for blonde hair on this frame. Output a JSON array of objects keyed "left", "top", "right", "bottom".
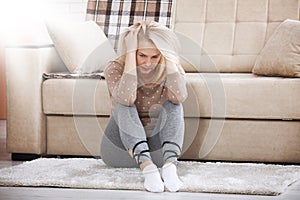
[{"left": 116, "top": 21, "right": 180, "bottom": 87}]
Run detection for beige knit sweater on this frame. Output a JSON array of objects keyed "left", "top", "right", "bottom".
[{"left": 104, "top": 61, "right": 187, "bottom": 127}]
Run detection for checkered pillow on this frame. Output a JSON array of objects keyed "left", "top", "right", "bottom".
[{"left": 86, "top": 0, "right": 175, "bottom": 50}]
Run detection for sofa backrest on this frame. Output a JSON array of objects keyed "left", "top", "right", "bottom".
[{"left": 173, "top": 0, "right": 300, "bottom": 72}]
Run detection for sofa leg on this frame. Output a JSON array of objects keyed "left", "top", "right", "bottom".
[{"left": 11, "top": 153, "right": 41, "bottom": 161}]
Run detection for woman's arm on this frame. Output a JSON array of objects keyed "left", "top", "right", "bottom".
[
  {"left": 165, "top": 60, "right": 188, "bottom": 104},
  {"left": 104, "top": 57, "right": 137, "bottom": 106},
  {"left": 115, "top": 52, "right": 137, "bottom": 105},
  {"left": 104, "top": 26, "right": 141, "bottom": 106}
]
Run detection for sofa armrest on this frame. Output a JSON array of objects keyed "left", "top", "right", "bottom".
[{"left": 5, "top": 45, "right": 68, "bottom": 154}]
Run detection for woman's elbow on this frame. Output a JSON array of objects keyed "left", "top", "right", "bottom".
[
  {"left": 169, "top": 93, "right": 188, "bottom": 104},
  {"left": 127, "top": 98, "right": 136, "bottom": 106},
  {"left": 114, "top": 96, "right": 136, "bottom": 107}
]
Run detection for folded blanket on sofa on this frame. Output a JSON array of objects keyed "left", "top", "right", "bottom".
[{"left": 43, "top": 72, "right": 105, "bottom": 80}]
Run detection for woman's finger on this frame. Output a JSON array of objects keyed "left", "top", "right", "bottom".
[{"left": 134, "top": 24, "right": 142, "bottom": 35}]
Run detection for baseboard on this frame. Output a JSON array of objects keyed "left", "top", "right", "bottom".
[{"left": 11, "top": 153, "right": 41, "bottom": 161}]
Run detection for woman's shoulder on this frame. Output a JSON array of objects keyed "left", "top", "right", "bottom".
[{"left": 105, "top": 59, "right": 124, "bottom": 72}]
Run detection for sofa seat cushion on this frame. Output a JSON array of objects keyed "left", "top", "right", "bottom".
[
  {"left": 185, "top": 73, "right": 300, "bottom": 120},
  {"left": 43, "top": 73, "right": 300, "bottom": 120},
  {"left": 43, "top": 79, "right": 111, "bottom": 116}
]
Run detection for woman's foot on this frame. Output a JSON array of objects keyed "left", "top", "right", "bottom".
[
  {"left": 161, "top": 162, "right": 183, "bottom": 192},
  {"left": 142, "top": 163, "right": 164, "bottom": 192}
]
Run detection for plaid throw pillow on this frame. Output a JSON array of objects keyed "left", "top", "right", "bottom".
[{"left": 86, "top": 0, "right": 175, "bottom": 50}]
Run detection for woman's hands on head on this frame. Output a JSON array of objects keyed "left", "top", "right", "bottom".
[
  {"left": 123, "top": 24, "right": 141, "bottom": 75},
  {"left": 125, "top": 24, "right": 142, "bottom": 54}
]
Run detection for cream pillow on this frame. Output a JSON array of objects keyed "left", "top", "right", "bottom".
[
  {"left": 46, "top": 20, "right": 116, "bottom": 73},
  {"left": 252, "top": 19, "right": 300, "bottom": 78}
]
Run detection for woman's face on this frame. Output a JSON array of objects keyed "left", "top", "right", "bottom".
[{"left": 136, "top": 40, "right": 161, "bottom": 74}]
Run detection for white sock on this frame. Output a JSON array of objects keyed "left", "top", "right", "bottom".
[
  {"left": 142, "top": 164, "right": 164, "bottom": 193},
  {"left": 161, "top": 162, "right": 183, "bottom": 192}
]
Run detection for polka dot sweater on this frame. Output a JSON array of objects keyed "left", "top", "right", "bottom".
[{"left": 104, "top": 61, "right": 187, "bottom": 126}]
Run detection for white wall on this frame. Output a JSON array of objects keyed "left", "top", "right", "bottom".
[
  {"left": 0, "top": 0, "right": 89, "bottom": 46},
  {"left": 41, "top": 0, "right": 89, "bottom": 22}
]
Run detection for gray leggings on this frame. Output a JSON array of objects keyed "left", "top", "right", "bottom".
[{"left": 100, "top": 100, "right": 184, "bottom": 168}]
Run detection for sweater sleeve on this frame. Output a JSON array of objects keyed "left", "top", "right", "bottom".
[
  {"left": 165, "top": 64, "right": 188, "bottom": 104},
  {"left": 104, "top": 61, "right": 137, "bottom": 106}
]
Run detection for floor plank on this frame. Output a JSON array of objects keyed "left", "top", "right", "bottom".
[{"left": 0, "top": 185, "right": 300, "bottom": 200}]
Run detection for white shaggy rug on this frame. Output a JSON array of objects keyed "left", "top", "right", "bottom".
[{"left": 0, "top": 158, "right": 300, "bottom": 195}]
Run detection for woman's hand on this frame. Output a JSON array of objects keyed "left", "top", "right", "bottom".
[
  {"left": 123, "top": 24, "right": 141, "bottom": 75},
  {"left": 166, "top": 59, "right": 180, "bottom": 74},
  {"left": 125, "top": 24, "right": 142, "bottom": 53}
]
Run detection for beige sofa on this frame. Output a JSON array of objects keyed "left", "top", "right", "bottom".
[{"left": 6, "top": 0, "right": 300, "bottom": 163}]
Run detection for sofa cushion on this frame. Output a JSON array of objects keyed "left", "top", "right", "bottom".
[
  {"left": 173, "top": 0, "right": 300, "bottom": 73},
  {"left": 46, "top": 20, "right": 116, "bottom": 73},
  {"left": 42, "top": 73, "right": 300, "bottom": 120},
  {"left": 43, "top": 79, "right": 111, "bottom": 116},
  {"left": 252, "top": 19, "right": 300, "bottom": 77},
  {"left": 184, "top": 73, "right": 300, "bottom": 120}
]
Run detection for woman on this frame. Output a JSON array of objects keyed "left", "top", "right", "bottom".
[{"left": 100, "top": 21, "right": 188, "bottom": 193}]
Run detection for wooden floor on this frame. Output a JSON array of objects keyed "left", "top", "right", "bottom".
[
  {"left": 0, "top": 120, "right": 10, "bottom": 161},
  {"left": 0, "top": 120, "right": 299, "bottom": 200}
]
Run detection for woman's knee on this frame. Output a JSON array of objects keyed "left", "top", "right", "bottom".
[
  {"left": 114, "top": 103, "right": 137, "bottom": 113},
  {"left": 162, "top": 101, "right": 183, "bottom": 115},
  {"left": 113, "top": 103, "right": 139, "bottom": 121}
]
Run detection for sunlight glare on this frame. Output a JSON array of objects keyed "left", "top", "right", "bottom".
[{"left": 0, "top": 0, "right": 50, "bottom": 45}]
